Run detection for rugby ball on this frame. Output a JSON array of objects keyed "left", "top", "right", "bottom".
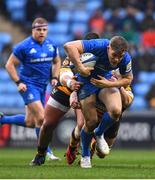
[{"left": 70, "top": 53, "right": 97, "bottom": 72}]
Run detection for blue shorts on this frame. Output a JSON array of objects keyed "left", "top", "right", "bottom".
[
  {"left": 78, "top": 74, "right": 112, "bottom": 100},
  {"left": 19, "top": 84, "right": 46, "bottom": 106},
  {"left": 78, "top": 82, "right": 100, "bottom": 100}
]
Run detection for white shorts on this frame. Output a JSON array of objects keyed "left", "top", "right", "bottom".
[{"left": 47, "top": 96, "right": 70, "bottom": 112}]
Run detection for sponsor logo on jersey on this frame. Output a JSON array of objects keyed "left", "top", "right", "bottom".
[
  {"left": 28, "top": 93, "right": 34, "bottom": 100},
  {"left": 41, "top": 53, "right": 47, "bottom": 58},
  {"left": 126, "top": 61, "right": 132, "bottom": 73},
  {"left": 30, "top": 57, "right": 53, "bottom": 63},
  {"left": 47, "top": 44, "right": 54, "bottom": 52},
  {"left": 29, "top": 48, "right": 37, "bottom": 54}
]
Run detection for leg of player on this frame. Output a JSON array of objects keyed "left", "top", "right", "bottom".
[
  {"left": 80, "top": 94, "right": 99, "bottom": 168},
  {"left": 65, "top": 108, "right": 84, "bottom": 165},
  {"left": 0, "top": 113, "right": 28, "bottom": 127},
  {"left": 91, "top": 87, "right": 134, "bottom": 158},
  {"left": 94, "top": 87, "right": 122, "bottom": 155},
  {"left": 30, "top": 96, "right": 69, "bottom": 166}
]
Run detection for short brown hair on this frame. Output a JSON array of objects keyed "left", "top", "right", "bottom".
[
  {"left": 110, "top": 36, "right": 129, "bottom": 53},
  {"left": 83, "top": 32, "right": 100, "bottom": 40},
  {"left": 32, "top": 17, "right": 48, "bottom": 28}
]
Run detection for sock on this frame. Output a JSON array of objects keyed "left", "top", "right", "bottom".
[
  {"left": 37, "top": 146, "right": 47, "bottom": 156},
  {"left": 94, "top": 112, "right": 115, "bottom": 136},
  {"left": 35, "top": 127, "right": 52, "bottom": 154},
  {"left": 0, "top": 114, "right": 26, "bottom": 126},
  {"left": 81, "top": 128, "right": 93, "bottom": 157}
]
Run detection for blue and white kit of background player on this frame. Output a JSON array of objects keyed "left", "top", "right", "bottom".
[
  {"left": 78, "top": 39, "right": 132, "bottom": 159},
  {"left": 13, "top": 36, "right": 58, "bottom": 105},
  {"left": 0, "top": 36, "right": 59, "bottom": 158}
]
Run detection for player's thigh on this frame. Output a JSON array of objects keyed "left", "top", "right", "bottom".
[
  {"left": 98, "top": 88, "right": 122, "bottom": 113},
  {"left": 44, "top": 96, "right": 69, "bottom": 126},
  {"left": 27, "top": 100, "right": 44, "bottom": 120},
  {"left": 44, "top": 104, "right": 66, "bottom": 125},
  {"left": 25, "top": 106, "right": 35, "bottom": 127},
  {"left": 80, "top": 94, "right": 98, "bottom": 121}
]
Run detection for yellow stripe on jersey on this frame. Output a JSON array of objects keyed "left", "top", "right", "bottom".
[{"left": 56, "top": 86, "right": 72, "bottom": 96}]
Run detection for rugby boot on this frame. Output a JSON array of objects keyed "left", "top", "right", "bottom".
[
  {"left": 46, "top": 152, "right": 61, "bottom": 161},
  {"left": 29, "top": 153, "right": 45, "bottom": 166},
  {"left": 65, "top": 144, "right": 79, "bottom": 165},
  {"left": 80, "top": 156, "right": 92, "bottom": 168},
  {"left": 96, "top": 134, "right": 110, "bottom": 155}
]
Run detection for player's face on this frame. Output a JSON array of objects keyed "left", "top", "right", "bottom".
[
  {"left": 32, "top": 25, "right": 48, "bottom": 43},
  {"left": 107, "top": 45, "right": 125, "bottom": 67},
  {"left": 63, "top": 57, "right": 70, "bottom": 66}
]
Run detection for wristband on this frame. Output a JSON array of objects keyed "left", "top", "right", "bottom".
[
  {"left": 15, "top": 80, "right": 22, "bottom": 86},
  {"left": 51, "top": 77, "right": 58, "bottom": 80},
  {"left": 66, "top": 79, "right": 72, "bottom": 88}
]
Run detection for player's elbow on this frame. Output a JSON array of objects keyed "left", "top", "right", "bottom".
[
  {"left": 64, "top": 42, "right": 73, "bottom": 52},
  {"left": 5, "top": 61, "right": 10, "bottom": 72}
]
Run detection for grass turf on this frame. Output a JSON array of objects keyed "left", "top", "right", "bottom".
[{"left": 0, "top": 148, "right": 155, "bottom": 179}]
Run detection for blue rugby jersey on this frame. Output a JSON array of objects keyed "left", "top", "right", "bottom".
[
  {"left": 13, "top": 36, "right": 59, "bottom": 88},
  {"left": 82, "top": 39, "right": 132, "bottom": 78},
  {"left": 77, "top": 39, "right": 132, "bottom": 100}
]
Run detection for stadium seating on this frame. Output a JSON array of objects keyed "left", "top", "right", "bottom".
[
  {"left": 48, "top": 22, "right": 69, "bottom": 34},
  {"left": 138, "top": 71, "right": 155, "bottom": 84},
  {"left": 56, "top": 10, "right": 72, "bottom": 22},
  {"left": 70, "top": 22, "right": 88, "bottom": 34},
  {"left": 0, "top": 32, "right": 12, "bottom": 52},
  {"left": 6, "top": 0, "right": 26, "bottom": 21},
  {"left": 130, "top": 96, "right": 148, "bottom": 110},
  {"left": 133, "top": 83, "right": 151, "bottom": 96}
]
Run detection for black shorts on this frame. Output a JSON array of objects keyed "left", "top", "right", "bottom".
[{"left": 50, "top": 88, "right": 70, "bottom": 108}]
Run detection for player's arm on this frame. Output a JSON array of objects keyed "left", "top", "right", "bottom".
[
  {"left": 59, "top": 65, "right": 81, "bottom": 91},
  {"left": 5, "top": 53, "right": 27, "bottom": 92},
  {"left": 51, "top": 55, "right": 61, "bottom": 87},
  {"left": 120, "top": 86, "right": 134, "bottom": 110},
  {"left": 91, "top": 72, "right": 133, "bottom": 88},
  {"left": 5, "top": 53, "right": 20, "bottom": 82},
  {"left": 64, "top": 40, "right": 93, "bottom": 77}
]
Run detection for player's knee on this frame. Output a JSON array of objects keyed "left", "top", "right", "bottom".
[
  {"left": 25, "top": 118, "right": 35, "bottom": 128},
  {"left": 109, "top": 108, "right": 122, "bottom": 121},
  {"left": 36, "top": 116, "right": 44, "bottom": 127},
  {"left": 85, "top": 118, "right": 98, "bottom": 132},
  {"left": 42, "top": 120, "right": 56, "bottom": 130},
  {"left": 25, "top": 121, "right": 35, "bottom": 128}
]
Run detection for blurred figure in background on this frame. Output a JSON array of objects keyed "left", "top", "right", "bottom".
[
  {"left": 25, "top": 0, "right": 39, "bottom": 23},
  {"left": 88, "top": 8, "right": 106, "bottom": 36},
  {"left": 0, "top": 43, "right": 12, "bottom": 68},
  {"left": 38, "top": 0, "right": 57, "bottom": 22}
]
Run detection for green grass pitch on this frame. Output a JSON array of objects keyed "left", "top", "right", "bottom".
[{"left": 0, "top": 148, "right": 155, "bottom": 179}]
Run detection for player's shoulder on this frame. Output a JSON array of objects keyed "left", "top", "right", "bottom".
[
  {"left": 83, "top": 38, "right": 109, "bottom": 44},
  {"left": 123, "top": 52, "right": 132, "bottom": 62},
  {"left": 14, "top": 36, "right": 32, "bottom": 49},
  {"left": 45, "top": 37, "right": 57, "bottom": 47}
]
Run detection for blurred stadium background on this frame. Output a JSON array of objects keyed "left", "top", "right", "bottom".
[{"left": 0, "top": 0, "right": 155, "bottom": 150}]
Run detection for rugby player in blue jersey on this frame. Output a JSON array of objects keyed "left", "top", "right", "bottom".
[
  {"left": 0, "top": 17, "right": 61, "bottom": 160},
  {"left": 64, "top": 36, "right": 133, "bottom": 168}
]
